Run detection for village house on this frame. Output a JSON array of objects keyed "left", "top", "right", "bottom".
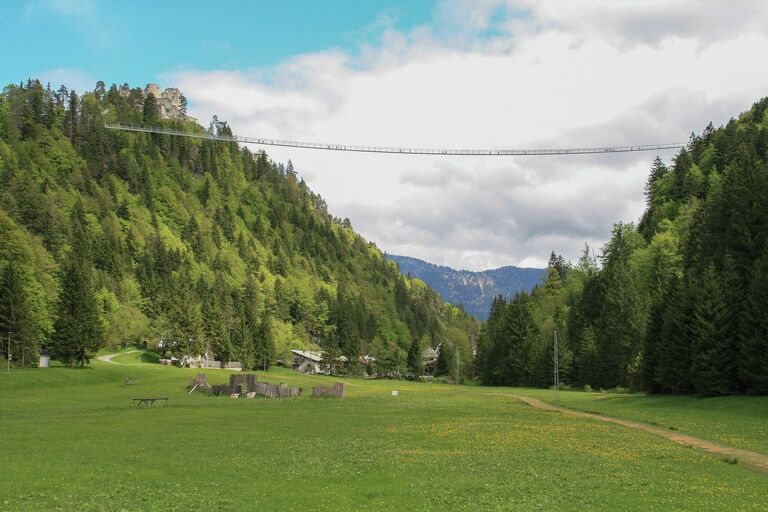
[
  {"left": 422, "top": 345, "right": 439, "bottom": 376},
  {"left": 291, "top": 349, "right": 323, "bottom": 373}
]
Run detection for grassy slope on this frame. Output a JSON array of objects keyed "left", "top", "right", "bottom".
[
  {"left": 1, "top": 364, "right": 767, "bottom": 511},
  {"left": 515, "top": 388, "right": 768, "bottom": 455}
]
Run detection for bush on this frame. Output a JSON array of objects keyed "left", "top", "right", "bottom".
[{"left": 584, "top": 384, "right": 593, "bottom": 393}]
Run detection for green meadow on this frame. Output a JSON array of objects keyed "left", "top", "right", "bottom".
[
  {"left": 517, "top": 388, "right": 768, "bottom": 455},
  {"left": 2, "top": 357, "right": 767, "bottom": 511}
]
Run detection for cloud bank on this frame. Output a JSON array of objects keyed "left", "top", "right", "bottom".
[{"left": 171, "top": 0, "right": 768, "bottom": 270}]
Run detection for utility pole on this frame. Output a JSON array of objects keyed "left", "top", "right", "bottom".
[
  {"left": 125, "top": 339, "right": 128, "bottom": 367},
  {"left": 455, "top": 347, "right": 460, "bottom": 384},
  {"left": 7, "top": 332, "right": 13, "bottom": 373},
  {"left": 553, "top": 330, "right": 559, "bottom": 404}
]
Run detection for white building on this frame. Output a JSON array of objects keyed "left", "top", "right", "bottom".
[{"left": 291, "top": 350, "right": 323, "bottom": 373}]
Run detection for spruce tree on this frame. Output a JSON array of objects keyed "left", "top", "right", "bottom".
[
  {"left": 256, "top": 313, "right": 275, "bottom": 371},
  {"left": 435, "top": 341, "right": 455, "bottom": 379},
  {"left": 655, "top": 277, "right": 693, "bottom": 393},
  {"left": 321, "top": 337, "right": 342, "bottom": 374},
  {"left": 594, "top": 223, "right": 647, "bottom": 388},
  {"left": 738, "top": 250, "right": 768, "bottom": 394},
  {"left": 142, "top": 93, "right": 159, "bottom": 125},
  {"left": 51, "top": 202, "right": 104, "bottom": 366},
  {"left": 167, "top": 269, "right": 203, "bottom": 357},
  {"left": 690, "top": 265, "right": 735, "bottom": 395},
  {"left": 0, "top": 261, "right": 39, "bottom": 366},
  {"left": 406, "top": 336, "right": 423, "bottom": 376}
]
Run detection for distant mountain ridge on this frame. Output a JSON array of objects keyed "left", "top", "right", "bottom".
[{"left": 387, "top": 255, "right": 546, "bottom": 320}]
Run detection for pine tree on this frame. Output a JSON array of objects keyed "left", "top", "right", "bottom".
[
  {"left": 406, "top": 336, "right": 423, "bottom": 376},
  {"left": 238, "top": 278, "right": 260, "bottom": 369},
  {"left": 644, "top": 157, "right": 668, "bottom": 205},
  {"left": 435, "top": 340, "right": 455, "bottom": 379},
  {"left": 738, "top": 249, "right": 768, "bottom": 394},
  {"left": 143, "top": 93, "right": 159, "bottom": 125},
  {"left": 321, "top": 337, "right": 342, "bottom": 374},
  {"left": 655, "top": 277, "right": 693, "bottom": 394},
  {"left": 51, "top": 202, "right": 104, "bottom": 366},
  {"left": 179, "top": 94, "right": 188, "bottom": 116},
  {"left": 65, "top": 90, "right": 78, "bottom": 144},
  {"left": 167, "top": 269, "right": 203, "bottom": 357},
  {"left": 690, "top": 265, "right": 736, "bottom": 395},
  {"left": 0, "top": 261, "right": 39, "bottom": 366},
  {"left": 641, "top": 300, "right": 664, "bottom": 394},
  {"left": 594, "top": 223, "right": 647, "bottom": 388},
  {"left": 255, "top": 313, "right": 275, "bottom": 371}
]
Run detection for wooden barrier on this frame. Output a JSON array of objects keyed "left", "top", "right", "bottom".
[
  {"left": 312, "top": 381, "right": 346, "bottom": 398},
  {"left": 201, "top": 360, "right": 244, "bottom": 369},
  {"left": 229, "top": 374, "right": 258, "bottom": 393},
  {"left": 211, "top": 374, "right": 301, "bottom": 398}
]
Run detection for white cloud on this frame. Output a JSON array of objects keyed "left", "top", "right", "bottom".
[
  {"left": 170, "top": 0, "right": 768, "bottom": 270},
  {"left": 35, "top": 67, "right": 94, "bottom": 93}
]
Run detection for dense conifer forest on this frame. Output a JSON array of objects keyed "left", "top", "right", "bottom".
[
  {"left": 476, "top": 98, "right": 768, "bottom": 395},
  {"left": 0, "top": 79, "right": 478, "bottom": 373}
]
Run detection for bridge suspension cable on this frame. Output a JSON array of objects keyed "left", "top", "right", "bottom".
[{"left": 105, "top": 123, "right": 686, "bottom": 157}]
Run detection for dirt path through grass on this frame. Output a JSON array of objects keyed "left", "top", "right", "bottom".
[
  {"left": 498, "top": 393, "right": 768, "bottom": 475},
  {"left": 96, "top": 350, "right": 140, "bottom": 364}
]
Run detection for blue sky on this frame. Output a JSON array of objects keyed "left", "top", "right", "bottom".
[{"left": 2, "top": 0, "right": 437, "bottom": 90}]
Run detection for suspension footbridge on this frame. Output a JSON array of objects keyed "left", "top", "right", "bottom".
[{"left": 105, "top": 123, "right": 686, "bottom": 157}]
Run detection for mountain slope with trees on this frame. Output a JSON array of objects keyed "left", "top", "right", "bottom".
[
  {"left": 476, "top": 98, "right": 768, "bottom": 395},
  {"left": 0, "top": 79, "right": 478, "bottom": 372},
  {"left": 387, "top": 254, "right": 545, "bottom": 320}
]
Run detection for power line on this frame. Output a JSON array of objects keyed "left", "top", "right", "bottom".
[{"left": 105, "top": 123, "right": 686, "bottom": 157}]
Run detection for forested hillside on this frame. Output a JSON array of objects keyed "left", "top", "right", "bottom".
[
  {"left": 387, "top": 255, "right": 544, "bottom": 320},
  {"left": 477, "top": 98, "right": 768, "bottom": 395},
  {"left": 0, "top": 79, "right": 478, "bottom": 372}
]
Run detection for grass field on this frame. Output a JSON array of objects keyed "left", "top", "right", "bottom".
[
  {"left": 517, "top": 388, "right": 768, "bottom": 455},
  {"left": 2, "top": 357, "right": 767, "bottom": 511}
]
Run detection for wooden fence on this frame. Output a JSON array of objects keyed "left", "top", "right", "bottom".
[
  {"left": 312, "top": 381, "right": 346, "bottom": 398},
  {"left": 255, "top": 382, "right": 302, "bottom": 398},
  {"left": 202, "top": 360, "right": 243, "bottom": 370},
  {"left": 209, "top": 374, "right": 302, "bottom": 398}
]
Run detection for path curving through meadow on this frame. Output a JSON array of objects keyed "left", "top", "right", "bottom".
[
  {"left": 96, "top": 350, "right": 140, "bottom": 364},
  {"left": 498, "top": 393, "right": 768, "bottom": 475}
]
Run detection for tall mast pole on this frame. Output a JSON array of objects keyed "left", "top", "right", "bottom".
[{"left": 554, "top": 330, "right": 559, "bottom": 404}]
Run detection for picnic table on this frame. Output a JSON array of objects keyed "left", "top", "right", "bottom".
[{"left": 132, "top": 397, "right": 168, "bottom": 407}]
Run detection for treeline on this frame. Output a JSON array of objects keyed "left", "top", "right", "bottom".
[
  {"left": 477, "top": 98, "right": 768, "bottom": 395},
  {"left": 0, "top": 79, "right": 478, "bottom": 369}
]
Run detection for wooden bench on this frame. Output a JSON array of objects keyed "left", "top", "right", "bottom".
[{"left": 132, "top": 397, "right": 168, "bottom": 407}]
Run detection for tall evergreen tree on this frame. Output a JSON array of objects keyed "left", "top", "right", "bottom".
[
  {"left": 0, "top": 261, "right": 39, "bottom": 366},
  {"left": 738, "top": 249, "right": 768, "bottom": 394},
  {"left": 142, "top": 93, "right": 159, "bottom": 125},
  {"left": 406, "top": 336, "right": 423, "bottom": 375},
  {"left": 435, "top": 340, "right": 454, "bottom": 379},
  {"left": 594, "top": 223, "right": 647, "bottom": 388},
  {"left": 690, "top": 265, "right": 736, "bottom": 395},
  {"left": 255, "top": 313, "right": 275, "bottom": 371},
  {"left": 166, "top": 269, "right": 203, "bottom": 357},
  {"left": 51, "top": 202, "right": 104, "bottom": 366},
  {"left": 655, "top": 278, "right": 693, "bottom": 394}
]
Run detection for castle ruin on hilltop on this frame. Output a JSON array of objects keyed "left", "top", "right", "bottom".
[{"left": 120, "top": 83, "right": 197, "bottom": 122}]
